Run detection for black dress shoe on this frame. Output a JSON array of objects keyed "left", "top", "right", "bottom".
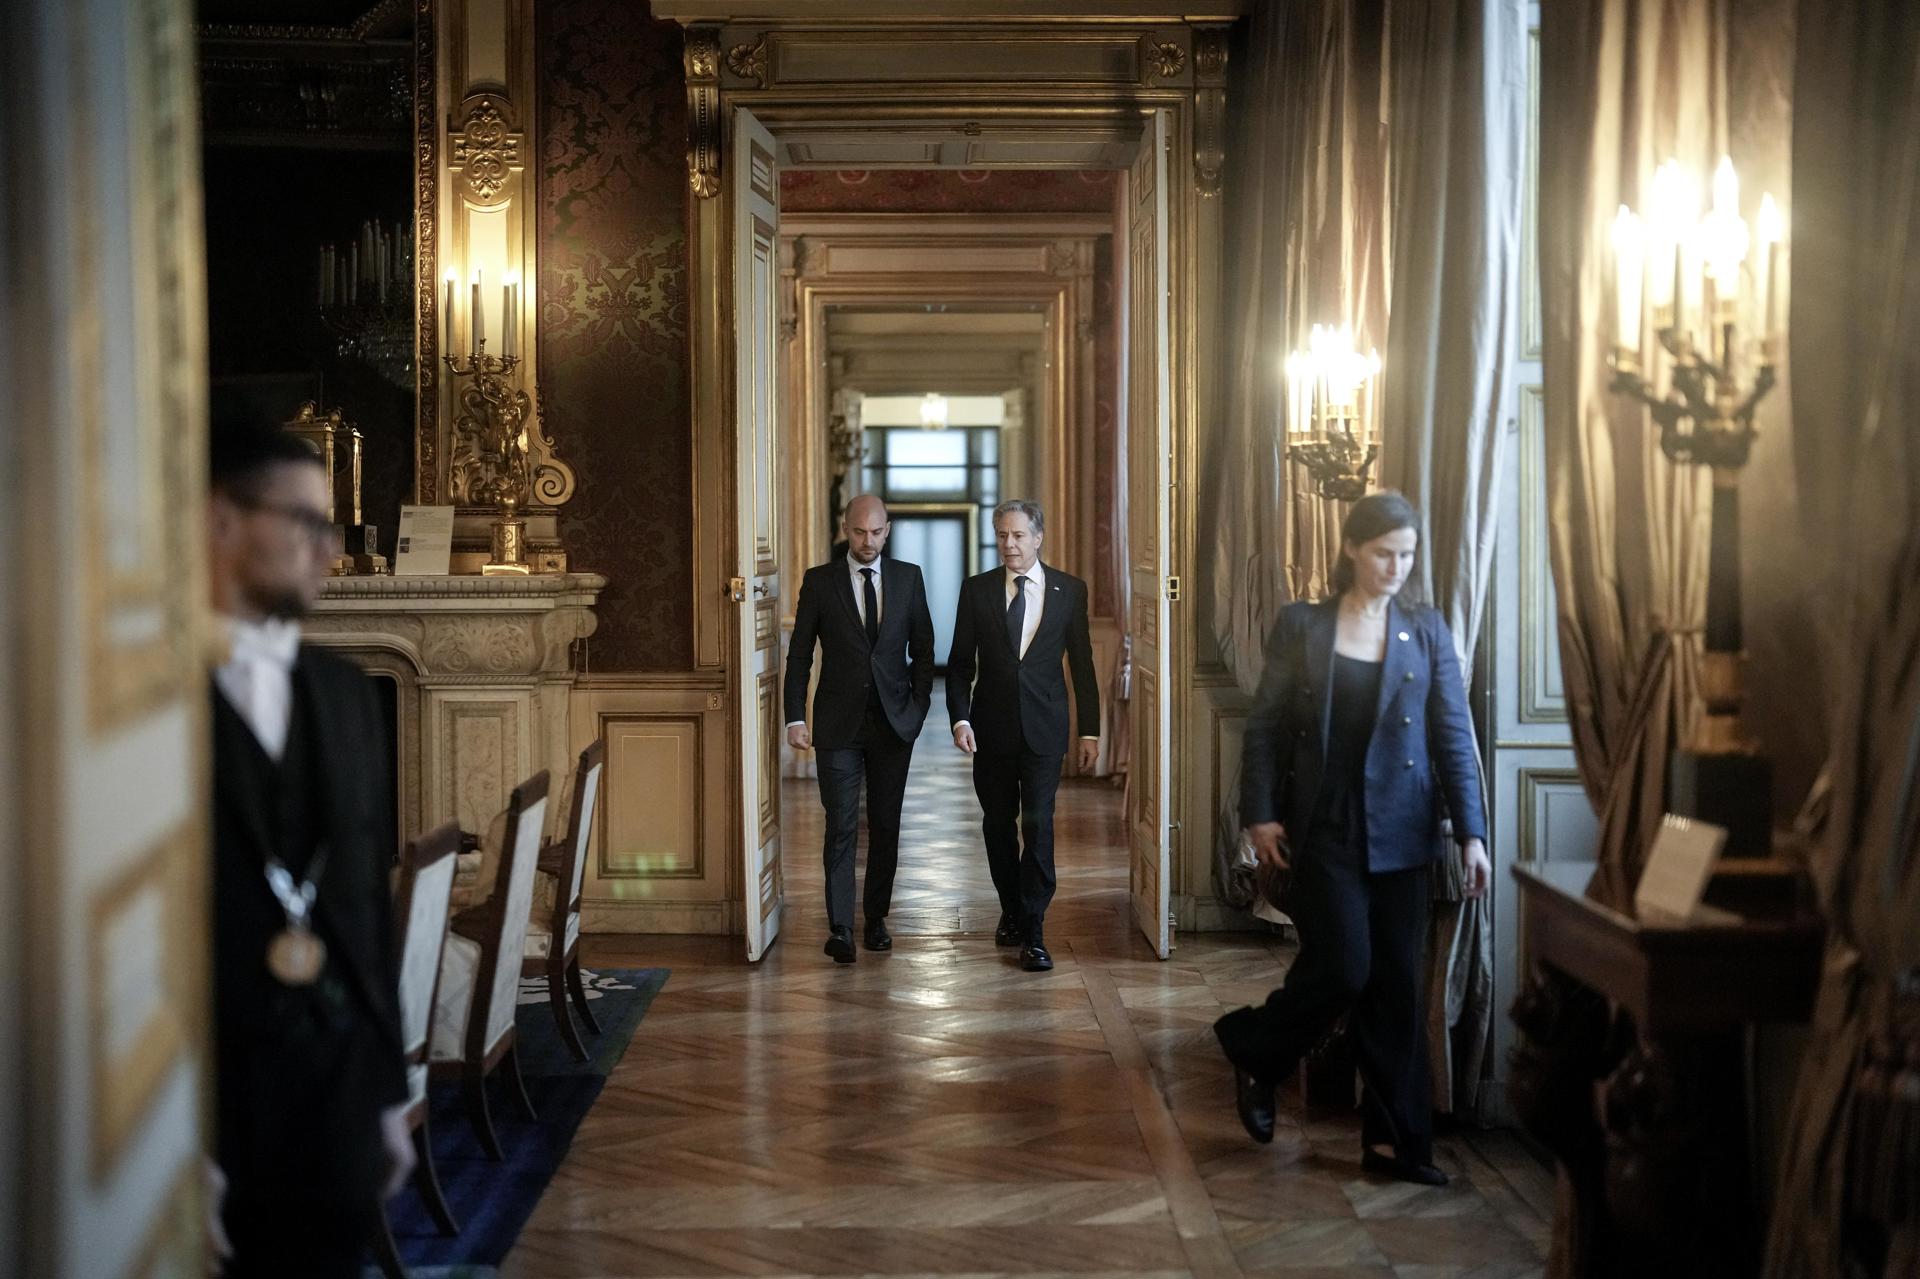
[
  {"left": 994, "top": 913, "right": 1022, "bottom": 946},
  {"left": 1361, "top": 1147, "right": 1449, "bottom": 1186},
  {"left": 1230, "top": 1067, "right": 1276, "bottom": 1144},
  {"left": 1021, "top": 943, "right": 1054, "bottom": 972},
  {"left": 1212, "top": 1010, "right": 1276, "bottom": 1144},
  {"left": 824, "top": 927, "right": 856, "bottom": 964},
  {"left": 863, "top": 919, "right": 892, "bottom": 951}
]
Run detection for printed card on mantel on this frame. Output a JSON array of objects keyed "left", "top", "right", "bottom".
[
  {"left": 1635, "top": 814, "right": 1734, "bottom": 924},
  {"left": 393, "top": 505, "right": 454, "bottom": 575}
]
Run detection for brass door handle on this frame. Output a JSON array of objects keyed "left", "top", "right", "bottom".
[
  {"left": 728, "top": 576, "right": 746, "bottom": 602},
  {"left": 752, "top": 581, "right": 771, "bottom": 597}
]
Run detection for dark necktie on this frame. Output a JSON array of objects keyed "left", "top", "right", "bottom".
[
  {"left": 861, "top": 567, "right": 880, "bottom": 647},
  {"left": 1006, "top": 574, "right": 1029, "bottom": 657}
]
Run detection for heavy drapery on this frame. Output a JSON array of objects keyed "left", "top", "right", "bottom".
[
  {"left": 1206, "top": 0, "right": 1389, "bottom": 695},
  {"left": 1378, "top": 0, "right": 1525, "bottom": 1117},
  {"left": 1764, "top": 2, "right": 1920, "bottom": 1271},
  {"left": 1208, "top": 0, "right": 1521, "bottom": 1116},
  {"left": 1539, "top": 0, "right": 1727, "bottom": 900}
]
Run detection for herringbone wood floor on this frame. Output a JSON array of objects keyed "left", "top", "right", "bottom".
[{"left": 504, "top": 727, "right": 1552, "bottom": 1278}]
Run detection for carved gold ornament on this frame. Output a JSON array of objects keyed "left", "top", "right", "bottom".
[
  {"left": 726, "top": 35, "right": 769, "bottom": 88},
  {"left": 451, "top": 98, "right": 522, "bottom": 204},
  {"left": 685, "top": 28, "right": 722, "bottom": 199},
  {"left": 1144, "top": 40, "right": 1186, "bottom": 81}
]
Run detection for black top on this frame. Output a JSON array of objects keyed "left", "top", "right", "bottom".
[{"left": 1316, "top": 653, "right": 1382, "bottom": 835}]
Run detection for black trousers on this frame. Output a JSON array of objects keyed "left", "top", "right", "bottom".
[
  {"left": 223, "top": 1191, "right": 379, "bottom": 1279},
  {"left": 972, "top": 747, "right": 1064, "bottom": 940},
  {"left": 1221, "top": 829, "right": 1435, "bottom": 1163},
  {"left": 814, "top": 701, "right": 913, "bottom": 930}
]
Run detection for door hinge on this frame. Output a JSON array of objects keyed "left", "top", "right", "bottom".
[
  {"left": 728, "top": 576, "right": 746, "bottom": 602},
  {"left": 1165, "top": 575, "right": 1181, "bottom": 601}
]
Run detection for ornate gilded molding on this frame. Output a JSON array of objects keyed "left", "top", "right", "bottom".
[
  {"left": 726, "top": 34, "right": 769, "bottom": 88},
  {"left": 195, "top": 0, "right": 411, "bottom": 42},
  {"left": 449, "top": 93, "right": 522, "bottom": 205},
  {"left": 1142, "top": 38, "right": 1186, "bottom": 82},
  {"left": 685, "top": 26, "right": 722, "bottom": 199},
  {"left": 413, "top": 0, "right": 438, "bottom": 503},
  {"left": 1193, "top": 27, "right": 1229, "bottom": 199}
]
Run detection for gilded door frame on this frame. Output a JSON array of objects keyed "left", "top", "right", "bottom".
[{"left": 670, "top": 14, "right": 1234, "bottom": 933}]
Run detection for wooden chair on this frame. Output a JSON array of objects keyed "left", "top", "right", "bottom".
[
  {"left": 371, "top": 822, "right": 464, "bottom": 1279},
  {"left": 429, "top": 770, "right": 550, "bottom": 1159},
  {"left": 522, "top": 740, "right": 605, "bottom": 1062}
]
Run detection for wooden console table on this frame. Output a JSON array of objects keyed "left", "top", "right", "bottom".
[{"left": 1508, "top": 860, "right": 1822, "bottom": 1278}]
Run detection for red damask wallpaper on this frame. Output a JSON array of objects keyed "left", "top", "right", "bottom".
[
  {"left": 779, "top": 169, "right": 1119, "bottom": 214},
  {"left": 782, "top": 169, "right": 1124, "bottom": 620},
  {"left": 538, "top": 0, "right": 694, "bottom": 670}
]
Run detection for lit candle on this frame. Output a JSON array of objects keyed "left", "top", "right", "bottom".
[
  {"left": 1612, "top": 205, "right": 1644, "bottom": 351},
  {"left": 472, "top": 268, "right": 484, "bottom": 350},
  {"left": 500, "top": 279, "right": 512, "bottom": 357},
  {"left": 1704, "top": 155, "right": 1748, "bottom": 309},
  {"left": 443, "top": 270, "right": 457, "bottom": 356},
  {"left": 1756, "top": 193, "right": 1784, "bottom": 346}
]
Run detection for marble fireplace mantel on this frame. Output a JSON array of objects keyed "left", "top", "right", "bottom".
[{"left": 307, "top": 573, "right": 606, "bottom": 901}]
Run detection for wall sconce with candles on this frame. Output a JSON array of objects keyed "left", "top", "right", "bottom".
[
  {"left": 1609, "top": 156, "right": 1785, "bottom": 859},
  {"left": 1285, "top": 324, "right": 1382, "bottom": 503},
  {"left": 441, "top": 267, "right": 535, "bottom": 575}
]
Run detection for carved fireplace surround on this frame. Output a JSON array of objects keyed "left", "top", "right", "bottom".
[{"left": 307, "top": 573, "right": 605, "bottom": 900}]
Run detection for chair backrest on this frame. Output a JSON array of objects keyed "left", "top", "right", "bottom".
[
  {"left": 393, "top": 822, "right": 463, "bottom": 1065},
  {"left": 554, "top": 739, "right": 605, "bottom": 920},
  {"left": 470, "top": 770, "right": 550, "bottom": 1057}
]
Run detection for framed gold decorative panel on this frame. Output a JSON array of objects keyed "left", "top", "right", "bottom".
[
  {"left": 83, "top": 0, "right": 203, "bottom": 731},
  {"left": 89, "top": 827, "right": 192, "bottom": 1179}
]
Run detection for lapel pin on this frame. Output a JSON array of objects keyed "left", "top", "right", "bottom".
[{"left": 1398, "top": 631, "right": 1410, "bottom": 642}]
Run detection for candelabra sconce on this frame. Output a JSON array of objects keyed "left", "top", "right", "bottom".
[
  {"left": 1609, "top": 157, "right": 1785, "bottom": 859},
  {"left": 443, "top": 344, "right": 534, "bottom": 576},
  {"left": 1285, "top": 324, "right": 1382, "bottom": 503}
]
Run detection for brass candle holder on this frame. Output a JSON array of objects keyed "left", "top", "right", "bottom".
[
  {"left": 443, "top": 342, "right": 534, "bottom": 576},
  {"left": 1284, "top": 324, "right": 1382, "bottom": 504},
  {"left": 1609, "top": 158, "right": 1785, "bottom": 859}
]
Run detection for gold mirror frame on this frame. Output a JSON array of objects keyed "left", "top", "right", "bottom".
[{"left": 412, "top": 0, "right": 441, "bottom": 503}]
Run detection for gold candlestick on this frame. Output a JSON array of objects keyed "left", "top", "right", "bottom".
[{"left": 444, "top": 342, "right": 534, "bottom": 576}]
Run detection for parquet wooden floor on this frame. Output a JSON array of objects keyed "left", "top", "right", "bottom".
[{"left": 505, "top": 726, "right": 1552, "bottom": 1278}]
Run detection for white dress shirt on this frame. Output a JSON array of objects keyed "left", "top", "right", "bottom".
[
  {"left": 1004, "top": 561, "right": 1045, "bottom": 659},
  {"left": 213, "top": 615, "right": 302, "bottom": 761},
  {"left": 849, "top": 554, "right": 883, "bottom": 629}
]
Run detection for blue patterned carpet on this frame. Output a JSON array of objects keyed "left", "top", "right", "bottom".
[{"left": 373, "top": 966, "right": 669, "bottom": 1275}]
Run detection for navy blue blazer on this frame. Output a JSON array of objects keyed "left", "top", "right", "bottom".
[{"left": 1239, "top": 598, "right": 1488, "bottom": 872}]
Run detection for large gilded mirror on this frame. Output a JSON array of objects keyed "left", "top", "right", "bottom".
[{"left": 197, "top": 0, "right": 433, "bottom": 562}]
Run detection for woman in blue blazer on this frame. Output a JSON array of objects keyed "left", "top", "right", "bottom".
[{"left": 1214, "top": 492, "right": 1491, "bottom": 1185}]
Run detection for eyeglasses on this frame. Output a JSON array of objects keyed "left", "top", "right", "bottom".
[{"left": 239, "top": 499, "right": 337, "bottom": 547}]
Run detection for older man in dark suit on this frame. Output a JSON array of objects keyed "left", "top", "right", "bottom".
[
  {"left": 206, "top": 422, "right": 412, "bottom": 1276},
  {"left": 785, "top": 495, "right": 936, "bottom": 961},
  {"left": 948, "top": 499, "right": 1100, "bottom": 973}
]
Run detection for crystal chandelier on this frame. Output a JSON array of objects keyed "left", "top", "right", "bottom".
[{"left": 316, "top": 218, "right": 414, "bottom": 390}]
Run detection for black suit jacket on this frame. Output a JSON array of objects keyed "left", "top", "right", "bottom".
[
  {"left": 783, "top": 556, "right": 935, "bottom": 748},
  {"left": 1238, "top": 598, "right": 1489, "bottom": 872},
  {"left": 211, "top": 645, "right": 406, "bottom": 1200},
  {"left": 947, "top": 564, "right": 1100, "bottom": 756}
]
